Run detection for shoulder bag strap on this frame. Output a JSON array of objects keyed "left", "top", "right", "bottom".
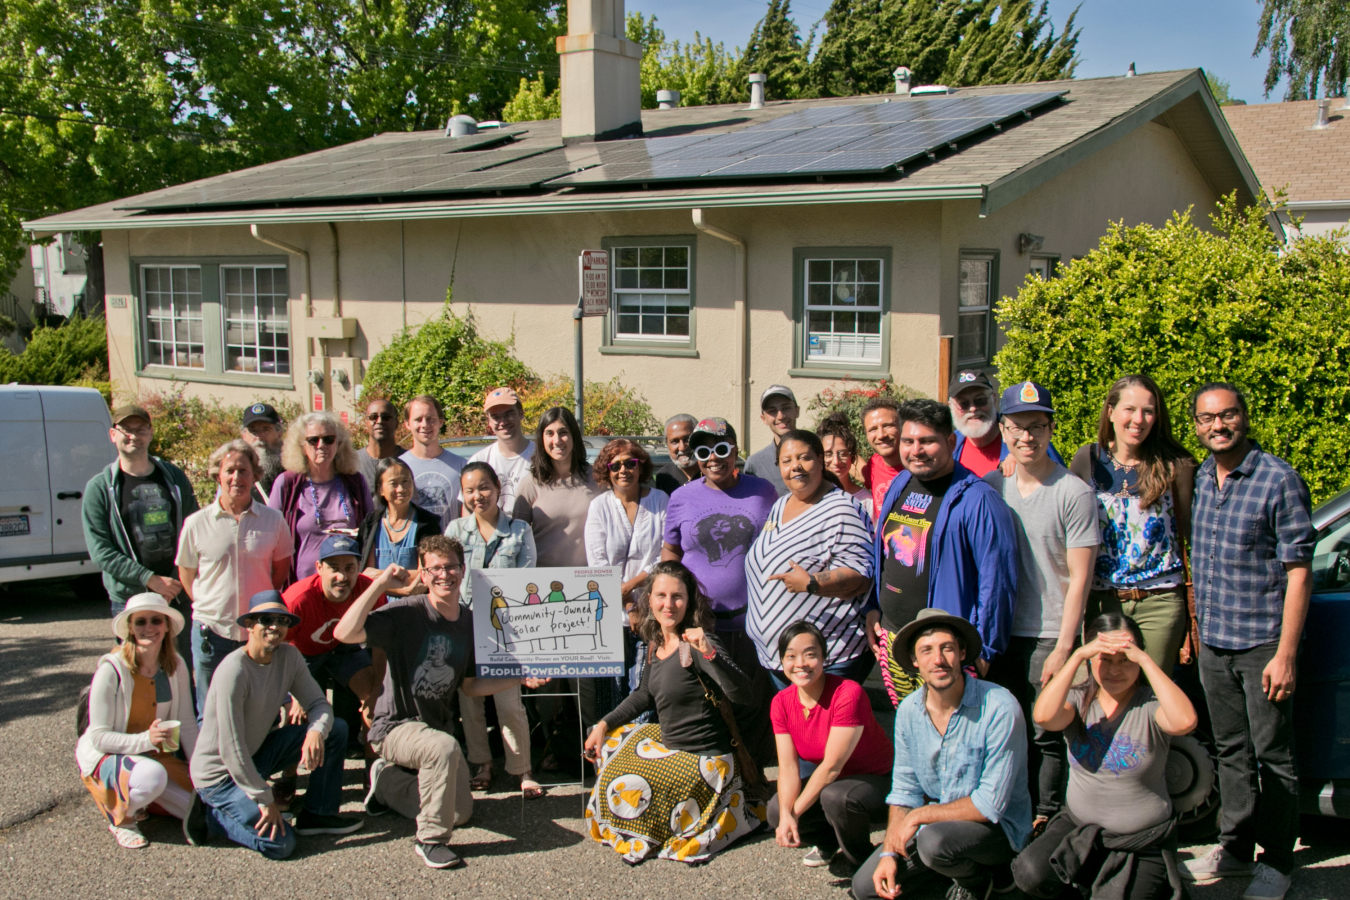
[{"left": 688, "top": 659, "right": 763, "bottom": 788}]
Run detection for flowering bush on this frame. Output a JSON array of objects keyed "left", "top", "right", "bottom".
[{"left": 805, "top": 378, "right": 923, "bottom": 461}]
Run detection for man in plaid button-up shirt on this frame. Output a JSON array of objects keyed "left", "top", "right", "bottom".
[{"left": 1184, "top": 384, "right": 1314, "bottom": 900}]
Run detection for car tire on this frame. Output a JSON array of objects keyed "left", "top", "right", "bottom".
[{"left": 1169, "top": 733, "right": 1221, "bottom": 841}]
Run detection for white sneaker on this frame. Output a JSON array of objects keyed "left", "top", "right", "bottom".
[
  {"left": 801, "top": 846, "right": 831, "bottom": 867},
  {"left": 1242, "top": 863, "right": 1292, "bottom": 900},
  {"left": 1182, "top": 844, "right": 1254, "bottom": 881}
]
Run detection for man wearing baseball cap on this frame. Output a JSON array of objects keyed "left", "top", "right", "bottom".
[
  {"left": 743, "top": 385, "right": 800, "bottom": 496},
  {"left": 982, "top": 381, "right": 1098, "bottom": 831},
  {"left": 853, "top": 608, "right": 1031, "bottom": 900},
  {"left": 947, "top": 370, "right": 1063, "bottom": 478},
  {"left": 83, "top": 403, "right": 200, "bottom": 666},
  {"left": 468, "top": 387, "right": 535, "bottom": 512},
  {"left": 240, "top": 402, "right": 285, "bottom": 497}
]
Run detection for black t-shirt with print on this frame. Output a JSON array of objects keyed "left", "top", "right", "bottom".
[
  {"left": 878, "top": 472, "right": 952, "bottom": 632},
  {"left": 364, "top": 596, "right": 476, "bottom": 744},
  {"left": 119, "top": 468, "right": 178, "bottom": 576}
]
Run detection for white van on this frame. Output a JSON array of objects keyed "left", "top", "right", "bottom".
[{"left": 0, "top": 385, "right": 115, "bottom": 584}]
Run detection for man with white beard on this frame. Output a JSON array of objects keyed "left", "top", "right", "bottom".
[
  {"left": 241, "top": 403, "right": 286, "bottom": 498},
  {"left": 654, "top": 413, "right": 700, "bottom": 496},
  {"left": 949, "top": 372, "right": 1062, "bottom": 477}
]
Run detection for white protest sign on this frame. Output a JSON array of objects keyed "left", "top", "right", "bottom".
[
  {"left": 470, "top": 566, "right": 623, "bottom": 678},
  {"left": 579, "top": 249, "right": 609, "bottom": 317}
]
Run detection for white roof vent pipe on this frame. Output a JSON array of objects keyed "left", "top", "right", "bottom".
[
  {"left": 1312, "top": 97, "right": 1333, "bottom": 130},
  {"left": 1126, "top": 62, "right": 1136, "bottom": 77},
  {"left": 748, "top": 73, "right": 767, "bottom": 109},
  {"left": 894, "top": 67, "right": 912, "bottom": 97},
  {"left": 446, "top": 115, "right": 478, "bottom": 137},
  {"left": 657, "top": 89, "right": 681, "bottom": 110}
]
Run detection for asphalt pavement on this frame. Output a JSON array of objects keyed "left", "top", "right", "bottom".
[{"left": 3, "top": 580, "right": 1350, "bottom": 900}]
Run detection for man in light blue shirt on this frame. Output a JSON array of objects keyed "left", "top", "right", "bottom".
[{"left": 854, "top": 609, "right": 1031, "bottom": 900}]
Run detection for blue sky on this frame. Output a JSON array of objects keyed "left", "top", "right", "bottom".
[{"left": 626, "top": 0, "right": 1288, "bottom": 105}]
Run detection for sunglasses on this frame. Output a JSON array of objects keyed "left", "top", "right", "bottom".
[
  {"left": 305, "top": 435, "right": 337, "bottom": 446},
  {"left": 693, "top": 442, "right": 735, "bottom": 461},
  {"left": 607, "top": 458, "right": 640, "bottom": 472},
  {"left": 131, "top": 616, "right": 166, "bottom": 628},
  {"left": 366, "top": 412, "right": 395, "bottom": 421},
  {"left": 249, "top": 614, "right": 293, "bottom": 629}
]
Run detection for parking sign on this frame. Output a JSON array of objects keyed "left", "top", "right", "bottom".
[{"left": 579, "top": 250, "right": 609, "bottom": 317}]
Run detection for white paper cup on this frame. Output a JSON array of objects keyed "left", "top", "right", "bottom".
[{"left": 160, "top": 720, "right": 182, "bottom": 753}]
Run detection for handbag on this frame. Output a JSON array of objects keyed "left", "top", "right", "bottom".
[
  {"left": 1177, "top": 540, "right": 1201, "bottom": 665},
  {"left": 687, "top": 652, "right": 770, "bottom": 799}
]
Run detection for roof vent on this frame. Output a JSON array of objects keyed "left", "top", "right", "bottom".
[
  {"left": 1126, "top": 62, "right": 1136, "bottom": 77},
  {"left": 748, "top": 73, "right": 767, "bottom": 110},
  {"left": 657, "top": 89, "right": 681, "bottom": 111},
  {"left": 446, "top": 115, "right": 478, "bottom": 137},
  {"left": 894, "top": 67, "right": 912, "bottom": 97},
  {"left": 1312, "top": 98, "right": 1333, "bottom": 130},
  {"left": 910, "top": 85, "right": 951, "bottom": 96}
]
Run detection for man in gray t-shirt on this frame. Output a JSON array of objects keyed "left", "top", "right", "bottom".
[
  {"left": 983, "top": 381, "right": 1098, "bottom": 825},
  {"left": 741, "top": 384, "right": 798, "bottom": 496}
]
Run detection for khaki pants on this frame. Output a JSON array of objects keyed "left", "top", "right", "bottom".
[
  {"left": 374, "top": 722, "right": 473, "bottom": 844},
  {"left": 459, "top": 685, "right": 531, "bottom": 775},
  {"left": 1087, "top": 588, "right": 1188, "bottom": 672}
]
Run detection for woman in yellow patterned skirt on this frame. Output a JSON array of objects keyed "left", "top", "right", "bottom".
[{"left": 583, "top": 561, "right": 766, "bottom": 864}]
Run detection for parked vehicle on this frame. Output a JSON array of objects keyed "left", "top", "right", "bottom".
[{"left": 0, "top": 385, "right": 114, "bottom": 586}]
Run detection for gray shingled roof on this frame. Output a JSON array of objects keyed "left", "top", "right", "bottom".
[{"left": 25, "top": 68, "right": 1258, "bottom": 232}]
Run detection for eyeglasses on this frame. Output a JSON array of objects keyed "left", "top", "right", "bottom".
[
  {"left": 1001, "top": 421, "right": 1051, "bottom": 439},
  {"left": 953, "top": 393, "right": 992, "bottom": 411},
  {"left": 821, "top": 449, "right": 854, "bottom": 462},
  {"left": 366, "top": 412, "right": 395, "bottom": 421},
  {"left": 115, "top": 423, "right": 151, "bottom": 437},
  {"left": 249, "top": 614, "right": 292, "bottom": 629},
  {"left": 305, "top": 435, "right": 337, "bottom": 446},
  {"left": 693, "top": 442, "right": 735, "bottom": 461},
  {"left": 424, "top": 564, "right": 464, "bottom": 577},
  {"left": 607, "top": 458, "right": 640, "bottom": 472},
  {"left": 131, "top": 616, "right": 166, "bottom": 628},
  {"left": 1194, "top": 408, "right": 1244, "bottom": 427}
]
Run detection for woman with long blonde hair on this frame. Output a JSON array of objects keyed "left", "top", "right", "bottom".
[{"left": 268, "top": 411, "right": 373, "bottom": 584}]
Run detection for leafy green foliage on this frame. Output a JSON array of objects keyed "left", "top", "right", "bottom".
[
  {"left": 0, "top": 314, "right": 107, "bottom": 387},
  {"left": 805, "top": 378, "right": 923, "bottom": 461},
  {"left": 627, "top": 12, "right": 742, "bottom": 108},
  {"left": 735, "top": 0, "right": 811, "bottom": 101},
  {"left": 1206, "top": 73, "right": 1245, "bottom": 106},
  {"left": 1256, "top": 0, "right": 1350, "bottom": 99},
  {"left": 502, "top": 73, "right": 562, "bottom": 123},
  {"left": 995, "top": 194, "right": 1350, "bottom": 503},
  {"left": 519, "top": 375, "right": 660, "bottom": 437}
]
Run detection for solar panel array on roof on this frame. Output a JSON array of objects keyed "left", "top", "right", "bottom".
[{"left": 552, "top": 90, "right": 1065, "bottom": 185}]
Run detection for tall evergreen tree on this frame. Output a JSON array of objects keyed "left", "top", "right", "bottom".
[{"left": 736, "top": 0, "right": 812, "bottom": 101}]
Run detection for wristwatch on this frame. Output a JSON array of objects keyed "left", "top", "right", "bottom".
[{"left": 806, "top": 575, "right": 820, "bottom": 594}]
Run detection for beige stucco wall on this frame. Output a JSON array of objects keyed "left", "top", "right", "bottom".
[{"left": 100, "top": 114, "right": 1223, "bottom": 453}]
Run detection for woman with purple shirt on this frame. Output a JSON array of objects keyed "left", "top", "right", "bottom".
[{"left": 268, "top": 411, "right": 372, "bottom": 585}]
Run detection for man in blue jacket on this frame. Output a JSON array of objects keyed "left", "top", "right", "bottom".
[{"left": 868, "top": 399, "right": 1017, "bottom": 707}]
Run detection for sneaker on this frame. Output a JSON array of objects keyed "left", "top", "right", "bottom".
[
  {"left": 1242, "top": 863, "right": 1292, "bottom": 900},
  {"left": 944, "top": 882, "right": 986, "bottom": 900},
  {"left": 293, "top": 810, "right": 364, "bottom": 836},
  {"left": 415, "top": 841, "right": 465, "bottom": 869},
  {"left": 183, "top": 794, "right": 210, "bottom": 847},
  {"left": 802, "top": 846, "right": 833, "bottom": 867},
  {"left": 365, "top": 757, "right": 391, "bottom": 817},
  {"left": 1183, "top": 844, "right": 1254, "bottom": 882}
]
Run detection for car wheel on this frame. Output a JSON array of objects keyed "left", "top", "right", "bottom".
[{"left": 1169, "top": 733, "right": 1221, "bottom": 841}]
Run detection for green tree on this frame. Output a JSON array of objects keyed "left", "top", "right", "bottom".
[
  {"left": 735, "top": 0, "right": 811, "bottom": 101},
  {"left": 995, "top": 194, "right": 1350, "bottom": 504},
  {"left": 1206, "top": 72, "right": 1246, "bottom": 106},
  {"left": 502, "top": 73, "right": 561, "bottom": 122},
  {"left": 627, "top": 12, "right": 741, "bottom": 108},
  {"left": 1256, "top": 0, "right": 1350, "bottom": 99}
]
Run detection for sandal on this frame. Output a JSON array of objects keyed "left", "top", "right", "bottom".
[
  {"left": 110, "top": 823, "right": 148, "bottom": 849},
  {"left": 538, "top": 752, "right": 560, "bottom": 772},
  {"left": 470, "top": 762, "right": 494, "bottom": 791},
  {"left": 520, "top": 773, "right": 546, "bottom": 800}
]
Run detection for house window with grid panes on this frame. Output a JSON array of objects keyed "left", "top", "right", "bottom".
[
  {"left": 804, "top": 257, "right": 883, "bottom": 363},
  {"left": 612, "top": 245, "right": 690, "bottom": 339},
  {"left": 958, "top": 254, "right": 996, "bottom": 365},
  {"left": 142, "top": 266, "right": 204, "bottom": 369},
  {"left": 223, "top": 265, "right": 290, "bottom": 375}
]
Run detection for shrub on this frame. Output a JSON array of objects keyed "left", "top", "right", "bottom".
[
  {"left": 995, "top": 194, "right": 1350, "bottom": 504},
  {"left": 0, "top": 314, "right": 108, "bottom": 387},
  {"left": 805, "top": 378, "right": 924, "bottom": 461},
  {"left": 518, "top": 375, "right": 661, "bottom": 437},
  {"left": 361, "top": 295, "right": 534, "bottom": 436}
]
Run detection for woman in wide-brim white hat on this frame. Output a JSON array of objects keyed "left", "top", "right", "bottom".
[{"left": 76, "top": 592, "right": 199, "bottom": 849}]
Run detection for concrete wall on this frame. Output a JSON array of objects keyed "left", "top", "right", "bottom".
[{"left": 101, "top": 114, "right": 1222, "bottom": 453}]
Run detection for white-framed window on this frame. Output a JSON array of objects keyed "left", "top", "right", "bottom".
[
  {"left": 612, "top": 245, "right": 691, "bottom": 339},
  {"left": 803, "top": 256, "right": 884, "bottom": 364},
  {"left": 142, "top": 265, "right": 204, "bottom": 369},
  {"left": 222, "top": 265, "right": 290, "bottom": 375},
  {"left": 958, "top": 252, "right": 996, "bottom": 365}
]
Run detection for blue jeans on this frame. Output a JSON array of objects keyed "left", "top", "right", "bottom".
[
  {"left": 192, "top": 621, "right": 246, "bottom": 720},
  {"left": 196, "top": 719, "right": 349, "bottom": 859},
  {"left": 769, "top": 652, "right": 877, "bottom": 692}
]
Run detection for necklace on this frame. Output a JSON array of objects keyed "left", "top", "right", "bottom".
[{"left": 308, "top": 477, "right": 352, "bottom": 529}]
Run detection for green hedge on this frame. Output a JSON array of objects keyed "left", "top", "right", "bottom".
[
  {"left": 995, "top": 195, "right": 1350, "bottom": 504},
  {"left": 0, "top": 315, "right": 108, "bottom": 393}
]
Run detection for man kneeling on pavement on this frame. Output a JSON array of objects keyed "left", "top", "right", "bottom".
[
  {"left": 854, "top": 609, "right": 1031, "bottom": 900},
  {"left": 335, "top": 534, "right": 548, "bottom": 870}
]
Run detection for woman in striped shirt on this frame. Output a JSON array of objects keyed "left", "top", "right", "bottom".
[{"left": 746, "top": 430, "right": 877, "bottom": 690}]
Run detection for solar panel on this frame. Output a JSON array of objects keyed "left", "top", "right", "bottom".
[{"left": 550, "top": 90, "right": 1064, "bottom": 186}]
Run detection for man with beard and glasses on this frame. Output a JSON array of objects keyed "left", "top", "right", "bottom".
[
  {"left": 869, "top": 400, "right": 1017, "bottom": 707},
  {"left": 241, "top": 403, "right": 286, "bottom": 498},
  {"left": 655, "top": 413, "right": 700, "bottom": 496},
  {"left": 948, "top": 371, "right": 1063, "bottom": 478},
  {"left": 357, "top": 398, "right": 404, "bottom": 492},
  {"left": 1181, "top": 383, "right": 1314, "bottom": 900}
]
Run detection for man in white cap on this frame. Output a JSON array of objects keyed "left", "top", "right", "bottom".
[
  {"left": 743, "top": 385, "right": 800, "bottom": 496},
  {"left": 186, "top": 589, "right": 362, "bottom": 857},
  {"left": 468, "top": 387, "right": 535, "bottom": 512}
]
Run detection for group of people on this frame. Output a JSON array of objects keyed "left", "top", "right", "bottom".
[{"left": 73, "top": 371, "right": 1313, "bottom": 900}]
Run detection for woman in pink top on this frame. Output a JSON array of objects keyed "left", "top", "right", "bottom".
[{"left": 770, "top": 621, "right": 893, "bottom": 869}]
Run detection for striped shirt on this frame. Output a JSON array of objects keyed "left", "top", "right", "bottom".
[{"left": 746, "top": 488, "right": 875, "bottom": 670}]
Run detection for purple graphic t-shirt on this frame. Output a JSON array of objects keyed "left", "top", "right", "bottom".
[{"left": 663, "top": 475, "right": 778, "bottom": 627}]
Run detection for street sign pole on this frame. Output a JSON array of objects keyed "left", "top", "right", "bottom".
[
  {"left": 573, "top": 301, "right": 584, "bottom": 428},
  {"left": 576, "top": 249, "right": 610, "bottom": 434}
]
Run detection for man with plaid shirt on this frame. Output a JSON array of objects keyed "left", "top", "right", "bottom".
[{"left": 1182, "top": 383, "right": 1314, "bottom": 900}]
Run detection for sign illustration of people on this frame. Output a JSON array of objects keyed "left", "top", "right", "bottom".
[
  {"left": 587, "top": 580, "right": 606, "bottom": 647},
  {"left": 526, "top": 583, "right": 542, "bottom": 605},
  {"left": 546, "top": 581, "right": 566, "bottom": 602},
  {"left": 490, "top": 586, "right": 509, "bottom": 651}
]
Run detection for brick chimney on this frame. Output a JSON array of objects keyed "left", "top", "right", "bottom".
[{"left": 557, "top": 0, "right": 643, "bottom": 144}]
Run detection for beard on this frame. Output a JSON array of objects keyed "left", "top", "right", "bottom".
[
  {"left": 949, "top": 400, "right": 996, "bottom": 441},
  {"left": 672, "top": 451, "right": 694, "bottom": 469},
  {"left": 258, "top": 446, "right": 285, "bottom": 483}
]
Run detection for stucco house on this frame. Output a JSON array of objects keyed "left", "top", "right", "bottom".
[{"left": 25, "top": 7, "right": 1261, "bottom": 452}]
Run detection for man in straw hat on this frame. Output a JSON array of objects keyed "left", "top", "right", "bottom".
[
  {"left": 853, "top": 609, "right": 1031, "bottom": 900},
  {"left": 185, "top": 590, "right": 362, "bottom": 857}
]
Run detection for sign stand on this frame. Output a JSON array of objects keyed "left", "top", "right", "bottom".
[
  {"left": 576, "top": 249, "right": 610, "bottom": 433},
  {"left": 518, "top": 688, "right": 591, "bottom": 824}
]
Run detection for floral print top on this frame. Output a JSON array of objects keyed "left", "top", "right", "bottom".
[{"left": 1088, "top": 445, "right": 1184, "bottom": 590}]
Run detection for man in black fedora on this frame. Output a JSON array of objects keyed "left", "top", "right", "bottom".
[{"left": 854, "top": 608, "right": 1032, "bottom": 900}]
